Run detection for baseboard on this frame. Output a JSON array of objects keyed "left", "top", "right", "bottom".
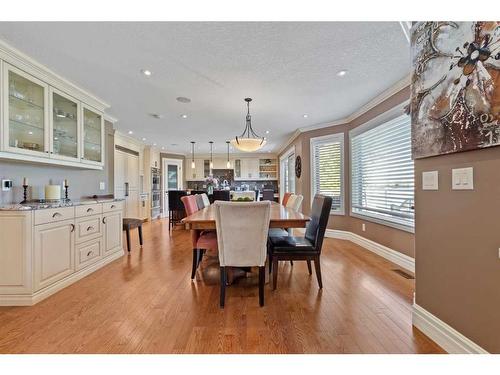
[
  {"left": 412, "top": 304, "right": 488, "bottom": 354},
  {"left": 323, "top": 229, "right": 415, "bottom": 273},
  {"left": 0, "top": 249, "right": 124, "bottom": 306}
]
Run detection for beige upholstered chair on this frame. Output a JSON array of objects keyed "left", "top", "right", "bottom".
[
  {"left": 286, "top": 194, "right": 303, "bottom": 211},
  {"left": 201, "top": 193, "right": 210, "bottom": 207},
  {"left": 214, "top": 201, "right": 271, "bottom": 307}
]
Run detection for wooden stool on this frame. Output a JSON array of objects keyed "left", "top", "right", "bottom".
[{"left": 122, "top": 218, "right": 143, "bottom": 252}]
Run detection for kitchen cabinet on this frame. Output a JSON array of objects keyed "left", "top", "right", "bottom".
[
  {"left": 0, "top": 42, "right": 108, "bottom": 169},
  {"left": 0, "top": 200, "right": 124, "bottom": 306},
  {"left": 114, "top": 149, "right": 140, "bottom": 218},
  {"left": 34, "top": 219, "right": 75, "bottom": 291}
]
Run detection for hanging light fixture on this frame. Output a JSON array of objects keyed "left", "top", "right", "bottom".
[
  {"left": 226, "top": 141, "right": 231, "bottom": 168},
  {"left": 209, "top": 141, "right": 214, "bottom": 169},
  {"left": 190, "top": 141, "right": 195, "bottom": 169},
  {"left": 231, "top": 98, "right": 266, "bottom": 152}
]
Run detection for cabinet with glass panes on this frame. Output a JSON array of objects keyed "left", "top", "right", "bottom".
[
  {"left": 82, "top": 106, "right": 104, "bottom": 164},
  {"left": 51, "top": 88, "right": 79, "bottom": 160},
  {"left": 4, "top": 64, "right": 48, "bottom": 156}
]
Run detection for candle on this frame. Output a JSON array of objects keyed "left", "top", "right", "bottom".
[
  {"left": 23, "top": 177, "right": 28, "bottom": 186},
  {"left": 45, "top": 185, "right": 61, "bottom": 200},
  {"left": 64, "top": 179, "right": 69, "bottom": 187}
]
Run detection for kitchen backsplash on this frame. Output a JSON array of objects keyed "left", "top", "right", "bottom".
[{"left": 187, "top": 179, "right": 278, "bottom": 193}]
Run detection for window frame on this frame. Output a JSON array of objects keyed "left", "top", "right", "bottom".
[
  {"left": 348, "top": 102, "right": 414, "bottom": 233},
  {"left": 310, "top": 132, "right": 345, "bottom": 215}
]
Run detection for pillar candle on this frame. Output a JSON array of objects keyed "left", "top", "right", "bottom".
[{"left": 45, "top": 185, "right": 61, "bottom": 200}]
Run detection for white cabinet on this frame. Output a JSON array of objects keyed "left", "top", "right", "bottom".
[
  {"left": 239, "top": 158, "right": 260, "bottom": 179},
  {"left": 34, "top": 219, "right": 75, "bottom": 291},
  {"left": 115, "top": 149, "right": 140, "bottom": 217},
  {"left": 103, "top": 210, "right": 123, "bottom": 256},
  {"left": 0, "top": 201, "right": 124, "bottom": 306},
  {"left": 0, "top": 43, "right": 108, "bottom": 170}
]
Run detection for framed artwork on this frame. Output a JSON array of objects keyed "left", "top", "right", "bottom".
[{"left": 411, "top": 22, "right": 500, "bottom": 159}]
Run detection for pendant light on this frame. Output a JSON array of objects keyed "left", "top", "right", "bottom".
[
  {"left": 190, "top": 141, "right": 195, "bottom": 169},
  {"left": 231, "top": 98, "right": 266, "bottom": 152},
  {"left": 209, "top": 141, "right": 214, "bottom": 169},
  {"left": 226, "top": 141, "right": 231, "bottom": 168}
]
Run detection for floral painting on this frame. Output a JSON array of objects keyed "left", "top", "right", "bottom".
[{"left": 410, "top": 22, "right": 500, "bottom": 159}]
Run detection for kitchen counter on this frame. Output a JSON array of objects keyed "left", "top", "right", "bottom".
[{"left": 0, "top": 198, "right": 124, "bottom": 211}]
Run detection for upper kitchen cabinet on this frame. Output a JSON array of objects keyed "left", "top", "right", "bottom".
[
  {"left": 81, "top": 105, "right": 104, "bottom": 166},
  {"left": 0, "top": 40, "right": 110, "bottom": 169},
  {"left": 2, "top": 63, "right": 49, "bottom": 157},
  {"left": 50, "top": 88, "right": 80, "bottom": 161}
]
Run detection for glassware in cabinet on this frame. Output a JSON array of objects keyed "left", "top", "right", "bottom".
[
  {"left": 51, "top": 89, "right": 79, "bottom": 160},
  {"left": 82, "top": 106, "right": 103, "bottom": 164}
]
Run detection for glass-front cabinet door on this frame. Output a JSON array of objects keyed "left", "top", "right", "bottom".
[
  {"left": 3, "top": 63, "right": 49, "bottom": 156},
  {"left": 50, "top": 88, "right": 80, "bottom": 160},
  {"left": 81, "top": 105, "right": 104, "bottom": 165}
]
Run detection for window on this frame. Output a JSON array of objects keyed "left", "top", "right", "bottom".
[
  {"left": 350, "top": 114, "right": 414, "bottom": 231},
  {"left": 280, "top": 147, "right": 295, "bottom": 197},
  {"left": 310, "top": 133, "right": 344, "bottom": 214}
]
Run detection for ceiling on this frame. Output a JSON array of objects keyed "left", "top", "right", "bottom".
[{"left": 0, "top": 22, "right": 410, "bottom": 154}]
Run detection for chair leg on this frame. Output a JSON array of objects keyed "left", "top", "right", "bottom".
[
  {"left": 191, "top": 249, "right": 199, "bottom": 279},
  {"left": 290, "top": 260, "right": 293, "bottom": 266},
  {"left": 272, "top": 257, "right": 279, "bottom": 290},
  {"left": 220, "top": 267, "right": 226, "bottom": 308},
  {"left": 258, "top": 266, "right": 265, "bottom": 307},
  {"left": 138, "top": 225, "right": 143, "bottom": 246},
  {"left": 197, "top": 249, "right": 204, "bottom": 265},
  {"left": 125, "top": 228, "right": 131, "bottom": 252},
  {"left": 313, "top": 256, "right": 323, "bottom": 289},
  {"left": 306, "top": 260, "right": 312, "bottom": 275}
]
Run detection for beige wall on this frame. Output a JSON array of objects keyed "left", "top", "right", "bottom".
[
  {"left": 279, "top": 87, "right": 414, "bottom": 258},
  {"left": 415, "top": 146, "right": 500, "bottom": 353}
]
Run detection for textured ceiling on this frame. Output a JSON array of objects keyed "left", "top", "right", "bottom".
[{"left": 0, "top": 22, "right": 410, "bottom": 154}]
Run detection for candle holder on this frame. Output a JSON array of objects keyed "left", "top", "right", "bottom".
[
  {"left": 64, "top": 185, "right": 69, "bottom": 201},
  {"left": 21, "top": 185, "right": 29, "bottom": 204}
]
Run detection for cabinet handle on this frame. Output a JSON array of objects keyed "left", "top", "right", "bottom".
[
  {"left": 86, "top": 207, "right": 94, "bottom": 213},
  {"left": 102, "top": 217, "right": 106, "bottom": 224},
  {"left": 87, "top": 250, "right": 93, "bottom": 257},
  {"left": 87, "top": 226, "right": 94, "bottom": 232},
  {"left": 110, "top": 205, "right": 116, "bottom": 209},
  {"left": 52, "top": 212, "right": 62, "bottom": 218},
  {"left": 70, "top": 224, "right": 75, "bottom": 232}
]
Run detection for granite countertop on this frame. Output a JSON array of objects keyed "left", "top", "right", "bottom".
[{"left": 0, "top": 198, "right": 124, "bottom": 211}]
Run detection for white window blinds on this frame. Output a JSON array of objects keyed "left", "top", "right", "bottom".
[
  {"left": 311, "top": 134, "right": 344, "bottom": 213},
  {"left": 350, "top": 114, "right": 414, "bottom": 230}
]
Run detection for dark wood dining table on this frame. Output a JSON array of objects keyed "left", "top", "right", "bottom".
[{"left": 181, "top": 201, "right": 310, "bottom": 230}]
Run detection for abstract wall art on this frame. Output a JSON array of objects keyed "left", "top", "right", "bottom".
[{"left": 411, "top": 22, "right": 500, "bottom": 159}]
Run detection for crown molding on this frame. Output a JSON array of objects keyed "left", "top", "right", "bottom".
[
  {"left": 275, "top": 74, "right": 411, "bottom": 155},
  {"left": 104, "top": 113, "right": 119, "bottom": 123},
  {"left": 0, "top": 38, "right": 110, "bottom": 112}
]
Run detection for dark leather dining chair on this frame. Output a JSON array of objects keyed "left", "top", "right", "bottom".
[
  {"left": 268, "top": 194, "right": 332, "bottom": 289},
  {"left": 262, "top": 189, "right": 274, "bottom": 201},
  {"left": 212, "top": 190, "right": 230, "bottom": 202},
  {"left": 168, "top": 190, "right": 188, "bottom": 231}
]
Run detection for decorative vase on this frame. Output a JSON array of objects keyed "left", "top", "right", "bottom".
[{"left": 208, "top": 185, "right": 214, "bottom": 195}]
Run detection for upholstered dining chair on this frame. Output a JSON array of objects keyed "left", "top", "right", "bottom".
[
  {"left": 268, "top": 194, "right": 332, "bottom": 290},
  {"left": 282, "top": 192, "right": 293, "bottom": 206},
  {"left": 214, "top": 201, "right": 271, "bottom": 308},
  {"left": 195, "top": 194, "right": 206, "bottom": 210},
  {"left": 181, "top": 195, "right": 218, "bottom": 279},
  {"left": 262, "top": 189, "right": 275, "bottom": 201},
  {"left": 286, "top": 194, "right": 303, "bottom": 211},
  {"left": 201, "top": 193, "right": 210, "bottom": 207}
]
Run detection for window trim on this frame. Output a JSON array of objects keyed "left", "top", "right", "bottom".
[
  {"left": 348, "top": 101, "right": 414, "bottom": 233},
  {"left": 279, "top": 145, "right": 295, "bottom": 199},
  {"left": 310, "top": 132, "right": 345, "bottom": 215}
]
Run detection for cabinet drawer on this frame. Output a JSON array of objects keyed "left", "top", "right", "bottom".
[
  {"left": 76, "top": 238, "right": 102, "bottom": 270},
  {"left": 75, "top": 215, "right": 102, "bottom": 244},
  {"left": 103, "top": 201, "right": 123, "bottom": 213},
  {"left": 75, "top": 204, "right": 102, "bottom": 218},
  {"left": 34, "top": 207, "right": 75, "bottom": 225}
]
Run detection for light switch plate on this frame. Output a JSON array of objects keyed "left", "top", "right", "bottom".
[
  {"left": 452, "top": 167, "right": 474, "bottom": 190},
  {"left": 422, "top": 171, "right": 438, "bottom": 190},
  {"left": 99, "top": 182, "right": 106, "bottom": 191}
]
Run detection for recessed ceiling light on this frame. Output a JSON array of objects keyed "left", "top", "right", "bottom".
[
  {"left": 171, "top": 143, "right": 179, "bottom": 146},
  {"left": 150, "top": 113, "right": 163, "bottom": 119},
  {"left": 28, "top": 131, "right": 33, "bottom": 135},
  {"left": 141, "top": 69, "right": 152, "bottom": 76},
  {"left": 337, "top": 70, "right": 348, "bottom": 77},
  {"left": 128, "top": 130, "right": 133, "bottom": 135},
  {"left": 181, "top": 114, "right": 188, "bottom": 119},
  {"left": 176, "top": 96, "right": 191, "bottom": 103},
  {"left": 141, "top": 137, "right": 146, "bottom": 141},
  {"left": 303, "top": 114, "right": 309, "bottom": 118},
  {"left": 265, "top": 130, "right": 270, "bottom": 134},
  {"left": 153, "top": 143, "right": 157, "bottom": 146},
  {"left": 161, "top": 146, "right": 165, "bottom": 150}
]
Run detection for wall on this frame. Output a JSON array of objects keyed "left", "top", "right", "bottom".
[
  {"left": 279, "top": 87, "right": 415, "bottom": 258},
  {"left": 0, "top": 121, "right": 114, "bottom": 203},
  {"left": 415, "top": 146, "right": 500, "bottom": 353}
]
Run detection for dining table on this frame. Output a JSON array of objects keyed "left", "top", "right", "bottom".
[{"left": 181, "top": 201, "right": 310, "bottom": 230}]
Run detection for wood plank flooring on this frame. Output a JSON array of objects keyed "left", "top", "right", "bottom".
[{"left": 0, "top": 218, "right": 444, "bottom": 353}]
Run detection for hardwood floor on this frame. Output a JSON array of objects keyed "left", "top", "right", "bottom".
[{"left": 0, "top": 219, "right": 444, "bottom": 354}]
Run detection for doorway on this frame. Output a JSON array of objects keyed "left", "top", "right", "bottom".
[{"left": 162, "top": 158, "right": 183, "bottom": 218}]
